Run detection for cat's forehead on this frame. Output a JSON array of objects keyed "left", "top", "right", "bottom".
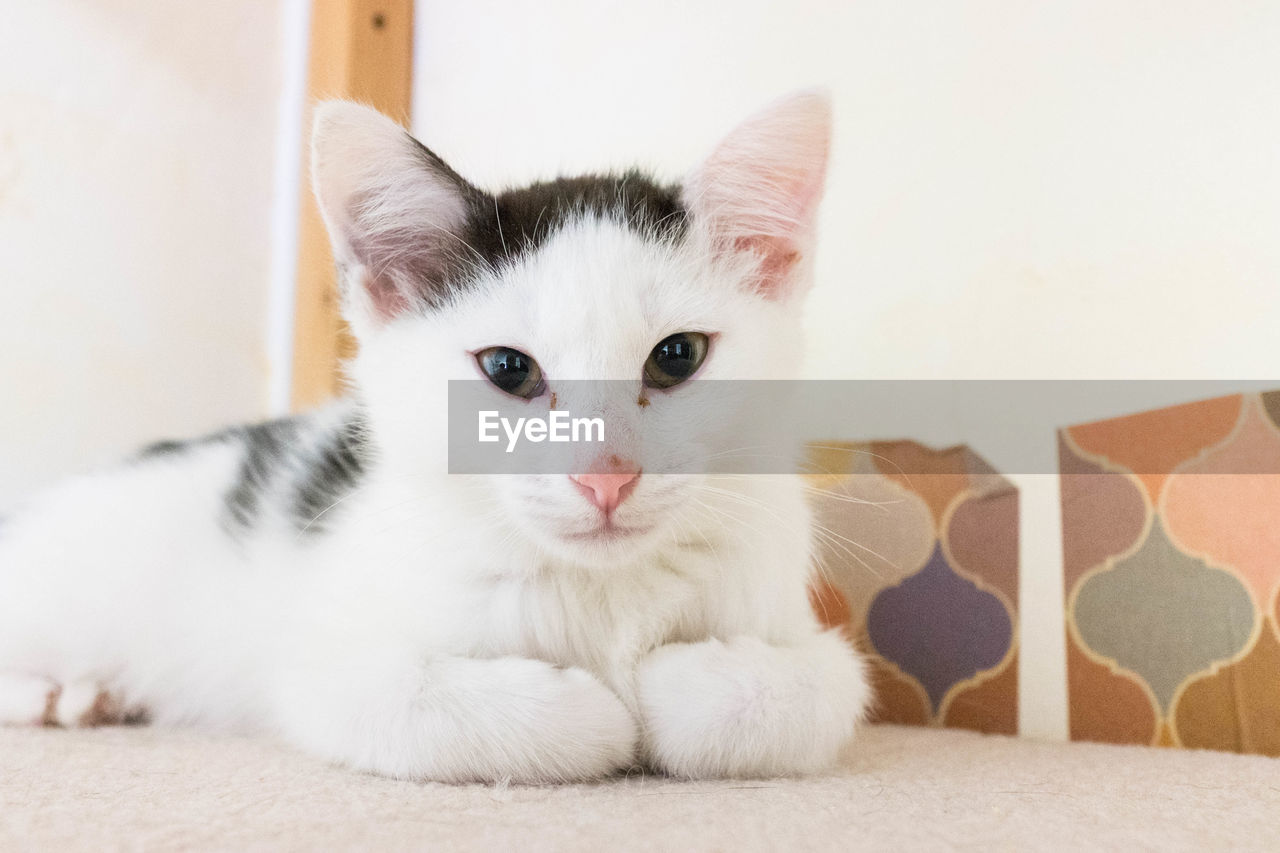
[
  {"left": 498, "top": 218, "right": 715, "bottom": 333},
  {"left": 432, "top": 172, "right": 743, "bottom": 372},
  {"left": 450, "top": 172, "right": 713, "bottom": 335},
  {"left": 444, "top": 213, "right": 728, "bottom": 377}
]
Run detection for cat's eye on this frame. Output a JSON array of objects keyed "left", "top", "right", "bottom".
[
  {"left": 476, "top": 347, "right": 545, "bottom": 399},
  {"left": 644, "top": 332, "right": 710, "bottom": 389}
]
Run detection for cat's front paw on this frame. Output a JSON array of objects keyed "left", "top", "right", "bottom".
[
  {"left": 635, "top": 633, "right": 869, "bottom": 779},
  {"left": 476, "top": 659, "right": 640, "bottom": 784},
  {"left": 276, "top": 651, "right": 639, "bottom": 784}
]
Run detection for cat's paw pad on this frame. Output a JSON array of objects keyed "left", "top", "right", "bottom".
[
  {"left": 0, "top": 674, "right": 144, "bottom": 728},
  {"left": 0, "top": 673, "right": 61, "bottom": 726},
  {"left": 53, "top": 680, "right": 141, "bottom": 727}
]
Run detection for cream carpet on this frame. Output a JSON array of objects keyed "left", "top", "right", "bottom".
[{"left": 1, "top": 724, "right": 1275, "bottom": 851}]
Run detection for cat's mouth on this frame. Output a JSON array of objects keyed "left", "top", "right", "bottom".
[{"left": 561, "top": 522, "right": 654, "bottom": 543}]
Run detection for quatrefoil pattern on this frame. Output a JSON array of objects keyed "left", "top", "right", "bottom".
[
  {"left": 806, "top": 441, "right": 1018, "bottom": 734},
  {"left": 1061, "top": 392, "right": 1280, "bottom": 755}
]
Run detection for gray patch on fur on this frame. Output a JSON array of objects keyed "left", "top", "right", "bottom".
[
  {"left": 135, "top": 437, "right": 205, "bottom": 461},
  {"left": 222, "top": 419, "right": 299, "bottom": 533},
  {"left": 290, "top": 414, "right": 369, "bottom": 535},
  {"left": 133, "top": 412, "right": 370, "bottom": 538}
]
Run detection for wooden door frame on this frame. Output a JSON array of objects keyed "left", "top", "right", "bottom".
[{"left": 290, "top": 0, "right": 414, "bottom": 410}]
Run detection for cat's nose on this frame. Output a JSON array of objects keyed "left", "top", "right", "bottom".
[{"left": 569, "top": 462, "right": 640, "bottom": 515}]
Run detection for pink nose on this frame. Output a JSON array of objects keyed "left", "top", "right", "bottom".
[{"left": 570, "top": 465, "right": 640, "bottom": 514}]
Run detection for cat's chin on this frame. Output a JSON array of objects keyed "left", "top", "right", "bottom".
[{"left": 535, "top": 522, "right": 669, "bottom": 569}]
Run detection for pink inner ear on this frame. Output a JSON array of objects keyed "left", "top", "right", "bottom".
[
  {"left": 735, "top": 234, "right": 802, "bottom": 296},
  {"left": 312, "top": 101, "right": 477, "bottom": 328},
  {"left": 364, "top": 269, "right": 410, "bottom": 321},
  {"left": 696, "top": 154, "right": 825, "bottom": 300},
  {"left": 687, "top": 92, "right": 831, "bottom": 301}
]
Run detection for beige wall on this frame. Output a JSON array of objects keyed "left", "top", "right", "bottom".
[
  {"left": 0, "top": 0, "right": 293, "bottom": 509},
  {"left": 412, "top": 0, "right": 1280, "bottom": 383}
]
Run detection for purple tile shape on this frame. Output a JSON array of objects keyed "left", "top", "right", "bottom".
[{"left": 866, "top": 543, "right": 1013, "bottom": 713}]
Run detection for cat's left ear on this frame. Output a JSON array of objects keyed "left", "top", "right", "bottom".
[
  {"left": 311, "top": 101, "right": 483, "bottom": 335},
  {"left": 684, "top": 90, "right": 831, "bottom": 302}
]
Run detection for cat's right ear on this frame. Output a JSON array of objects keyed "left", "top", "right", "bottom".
[{"left": 311, "top": 101, "right": 481, "bottom": 334}]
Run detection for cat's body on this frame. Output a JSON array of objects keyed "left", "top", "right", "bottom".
[{"left": 0, "top": 93, "right": 870, "bottom": 783}]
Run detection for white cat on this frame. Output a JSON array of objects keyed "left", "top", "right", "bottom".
[{"left": 0, "top": 92, "right": 870, "bottom": 783}]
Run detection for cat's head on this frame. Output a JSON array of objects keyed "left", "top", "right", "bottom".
[{"left": 311, "top": 92, "right": 830, "bottom": 568}]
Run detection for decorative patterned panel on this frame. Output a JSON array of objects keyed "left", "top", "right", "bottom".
[
  {"left": 806, "top": 441, "right": 1019, "bottom": 735},
  {"left": 1061, "top": 394, "right": 1280, "bottom": 756}
]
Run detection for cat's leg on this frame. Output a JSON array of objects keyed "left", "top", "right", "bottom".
[
  {"left": 274, "top": 653, "right": 639, "bottom": 784},
  {"left": 634, "top": 631, "right": 870, "bottom": 779}
]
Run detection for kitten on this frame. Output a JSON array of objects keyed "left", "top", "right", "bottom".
[{"left": 0, "top": 92, "right": 870, "bottom": 782}]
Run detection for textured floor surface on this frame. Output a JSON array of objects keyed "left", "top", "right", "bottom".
[{"left": 1, "top": 723, "right": 1276, "bottom": 851}]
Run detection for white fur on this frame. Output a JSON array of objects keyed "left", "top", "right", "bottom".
[{"left": 0, "top": 94, "right": 870, "bottom": 783}]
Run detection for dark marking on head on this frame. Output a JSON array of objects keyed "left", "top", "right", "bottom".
[
  {"left": 291, "top": 413, "right": 370, "bottom": 535},
  {"left": 403, "top": 138, "right": 688, "bottom": 308},
  {"left": 475, "top": 171, "right": 688, "bottom": 265}
]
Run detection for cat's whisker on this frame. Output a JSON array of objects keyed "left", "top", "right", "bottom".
[
  {"left": 695, "top": 479, "right": 893, "bottom": 580},
  {"left": 800, "top": 485, "right": 900, "bottom": 511}
]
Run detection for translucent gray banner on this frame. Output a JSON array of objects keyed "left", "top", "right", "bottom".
[{"left": 447, "top": 380, "right": 1280, "bottom": 475}]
